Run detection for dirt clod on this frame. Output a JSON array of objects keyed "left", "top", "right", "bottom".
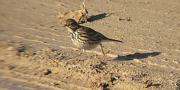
[{"left": 43, "top": 69, "right": 52, "bottom": 75}]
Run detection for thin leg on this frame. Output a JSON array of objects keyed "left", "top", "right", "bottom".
[
  {"left": 82, "top": 49, "right": 85, "bottom": 53},
  {"left": 100, "top": 43, "right": 105, "bottom": 56},
  {"left": 78, "top": 49, "right": 86, "bottom": 55}
]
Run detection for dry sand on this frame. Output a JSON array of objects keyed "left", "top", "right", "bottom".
[{"left": 0, "top": 0, "right": 180, "bottom": 90}]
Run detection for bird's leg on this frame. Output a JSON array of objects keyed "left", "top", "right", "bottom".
[
  {"left": 100, "top": 43, "right": 105, "bottom": 56},
  {"left": 82, "top": 49, "right": 85, "bottom": 53},
  {"left": 76, "top": 49, "right": 88, "bottom": 56},
  {"left": 78, "top": 48, "right": 85, "bottom": 55}
]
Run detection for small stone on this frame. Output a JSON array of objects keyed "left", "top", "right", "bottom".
[
  {"left": 127, "top": 17, "right": 132, "bottom": 21},
  {"left": 43, "top": 69, "right": 52, "bottom": 75}
]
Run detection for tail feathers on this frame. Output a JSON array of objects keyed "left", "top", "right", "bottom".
[{"left": 106, "top": 38, "right": 123, "bottom": 43}]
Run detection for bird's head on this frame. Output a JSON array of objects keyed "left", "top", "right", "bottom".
[{"left": 64, "top": 19, "right": 79, "bottom": 29}]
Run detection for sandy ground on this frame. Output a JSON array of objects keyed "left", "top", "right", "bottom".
[{"left": 0, "top": 0, "right": 180, "bottom": 90}]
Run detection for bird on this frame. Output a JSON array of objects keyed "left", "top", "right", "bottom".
[{"left": 64, "top": 19, "right": 123, "bottom": 55}]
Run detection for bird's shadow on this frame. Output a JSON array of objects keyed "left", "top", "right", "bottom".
[
  {"left": 88, "top": 13, "right": 113, "bottom": 22},
  {"left": 114, "top": 52, "right": 161, "bottom": 61}
]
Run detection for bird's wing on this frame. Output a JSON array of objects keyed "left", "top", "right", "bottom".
[{"left": 77, "top": 26, "right": 107, "bottom": 42}]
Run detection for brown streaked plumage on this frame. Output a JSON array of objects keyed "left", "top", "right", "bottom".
[{"left": 64, "top": 19, "right": 123, "bottom": 55}]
